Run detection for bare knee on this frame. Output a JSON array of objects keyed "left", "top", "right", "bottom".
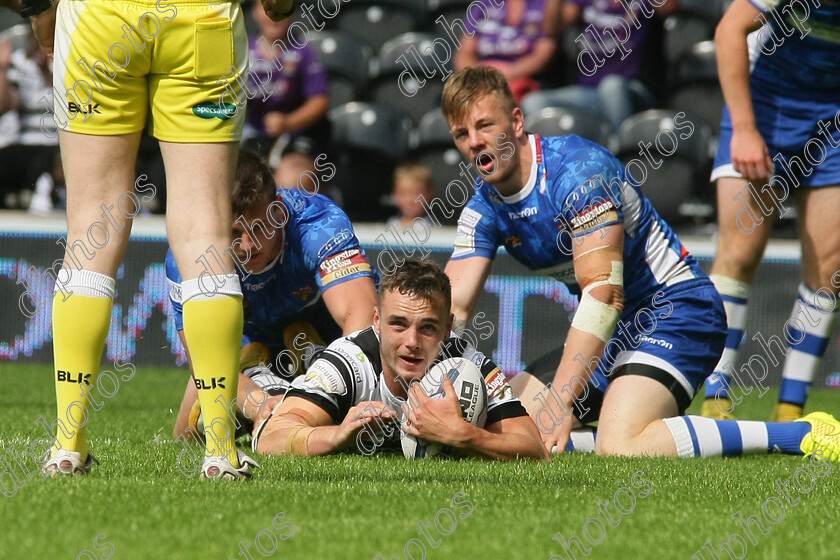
[
  {"left": 712, "top": 231, "right": 768, "bottom": 281},
  {"left": 594, "top": 433, "right": 637, "bottom": 457},
  {"left": 803, "top": 254, "right": 840, "bottom": 292}
]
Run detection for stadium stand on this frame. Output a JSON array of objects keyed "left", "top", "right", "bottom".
[
  {"left": 369, "top": 32, "right": 446, "bottom": 124},
  {"left": 329, "top": 102, "right": 414, "bottom": 222},
  {"left": 410, "top": 108, "right": 467, "bottom": 217},
  {"left": 617, "top": 109, "right": 714, "bottom": 224},
  {"left": 524, "top": 106, "right": 616, "bottom": 153},
  {"left": 668, "top": 41, "right": 724, "bottom": 136},
  {"left": 0, "top": 23, "right": 29, "bottom": 50},
  {"left": 424, "top": 0, "right": 471, "bottom": 32},
  {"left": 677, "top": 0, "right": 727, "bottom": 22},
  {"left": 0, "top": 0, "right": 733, "bottom": 223},
  {"left": 663, "top": 12, "right": 715, "bottom": 64},
  {"left": 325, "top": 0, "right": 427, "bottom": 52},
  {"left": 308, "top": 31, "right": 374, "bottom": 110},
  {"left": 618, "top": 109, "right": 713, "bottom": 169}
]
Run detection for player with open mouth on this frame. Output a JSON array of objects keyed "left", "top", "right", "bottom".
[{"left": 441, "top": 66, "right": 840, "bottom": 461}]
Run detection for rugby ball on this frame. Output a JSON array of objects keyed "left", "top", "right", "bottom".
[{"left": 401, "top": 357, "right": 488, "bottom": 459}]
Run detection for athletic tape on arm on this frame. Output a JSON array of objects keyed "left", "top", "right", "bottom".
[{"left": 571, "top": 261, "right": 623, "bottom": 342}]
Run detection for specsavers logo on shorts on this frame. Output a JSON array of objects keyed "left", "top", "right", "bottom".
[{"left": 192, "top": 102, "right": 236, "bottom": 120}]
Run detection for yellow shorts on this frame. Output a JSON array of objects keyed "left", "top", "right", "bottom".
[{"left": 52, "top": 0, "right": 247, "bottom": 142}]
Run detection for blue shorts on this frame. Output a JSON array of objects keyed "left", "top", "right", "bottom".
[
  {"left": 712, "top": 82, "right": 840, "bottom": 188},
  {"left": 241, "top": 303, "right": 340, "bottom": 380},
  {"left": 527, "top": 278, "right": 726, "bottom": 417}
]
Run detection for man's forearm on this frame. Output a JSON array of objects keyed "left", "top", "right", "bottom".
[
  {"left": 715, "top": 16, "right": 756, "bottom": 131},
  {"left": 286, "top": 95, "right": 328, "bottom": 131},
  {"left": 262, "top": 416, "right": 343, "bottom": 456},
  {"left": 550, "top": 327, "right": 610, "bottom": 414},
  {"left": 458, "top": 423, "right": 548, "bottom": 461},
  {"left": 505, "top": 40, "right": 555, "bottom": 80},
  {"left": 339, "top": 298, "right": 377, "bottom": 335}
]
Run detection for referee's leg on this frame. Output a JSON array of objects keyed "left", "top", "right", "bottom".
[{"left": 47, "top": 131, "right": 140, "bottom": 468}]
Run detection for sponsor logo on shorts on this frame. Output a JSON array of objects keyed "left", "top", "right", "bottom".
[
  {"left": 68, "top": 102, "right": 101, "bottom": 115},
  {"left": 638, "top": 336, "right": 673, "bottom": 350},
  {"left": 192, "top": 102, "right": 236, "bottom": 120},
  {"left": 167, "top": 279, "right": 182, "bottom": 303}
]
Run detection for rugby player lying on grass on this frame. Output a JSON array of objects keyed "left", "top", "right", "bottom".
[
  {"left": 252, "top": 259, "right": 548, "bottom": 461},
  {"left": 167, "top": 150, "right": 378, "bottom": 445}
]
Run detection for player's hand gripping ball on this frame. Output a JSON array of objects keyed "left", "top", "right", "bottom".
[{"left": 401, "top": 358, "right": 488, "bottom": 459}]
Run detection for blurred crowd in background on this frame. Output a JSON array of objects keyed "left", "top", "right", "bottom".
[{"left": 0, "top": 0, "right": 759, "bottom": 233}]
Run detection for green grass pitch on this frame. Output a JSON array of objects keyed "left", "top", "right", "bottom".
[{"left": 1, "top": 363, "right": 838, "bottom": 560}]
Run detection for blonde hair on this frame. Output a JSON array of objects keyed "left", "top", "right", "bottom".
[
  {"left": 393, "top": 161, "right": 433, "bottom": 189},
  {"left": 441, "top": 67, "right": 517, "bottom": 125}
]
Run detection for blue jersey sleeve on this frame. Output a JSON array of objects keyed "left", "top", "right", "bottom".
[
  {"left": 550, "top": 138, "right": 626, "bottom": 242},
  {"left": 164, "top": 249, "right": 184, "bottom": 332},
  {"left": 289, "top": 190, "right": 377, "bottom": 290},
  {"left": 450, "top": 188, "right": 501, "bottom": 260}
]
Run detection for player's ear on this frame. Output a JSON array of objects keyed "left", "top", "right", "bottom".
[
  {"left": 373, "top": 306, "right": 381, "bottom": 334},
  {"left": 512, "top": 107, "right": 525, "bottom": 137},
  {"left": 446, "top": 313, "right": 454, "bottom": 335}
]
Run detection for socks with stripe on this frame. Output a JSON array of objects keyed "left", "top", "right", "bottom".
[
  {"left": 777, "top": 283, "right": 839, "bottom": 407},
  {"left": 664, "top": 416, "right": 811, "bottom": 457},
  {"left": 51, "top": 269, "right": 115, "bottom": 459},
  {"left": 563, "top": 427, "right": 597, "bottom": 453},
  {"left": 181, "top": 274, "right": 244, "bottom": 467},
  {"left": 705, "top": 275, "right": 750, "bottom": 401}
]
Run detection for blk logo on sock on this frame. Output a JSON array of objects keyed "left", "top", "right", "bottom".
[
  {"left": 194, "top": 377, "right": 226, "bottom": 390},
  {"left": 56, "top": 370, "right": 91, "bottom": 385}
]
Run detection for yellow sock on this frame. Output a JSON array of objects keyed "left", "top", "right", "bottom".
[
  {"left": 52, "top": 275, "right": 114, "bottom": 459},
  {"left": 183, "top": 295, "right": 243, "bottom": 466}
]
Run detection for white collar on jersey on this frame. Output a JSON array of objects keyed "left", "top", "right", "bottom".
[
  {"left": 495, "top": 134, "right": 539, "bottom": 205},
  {"left": 250, "top": 224, "right": 286, "bottom": 275}
]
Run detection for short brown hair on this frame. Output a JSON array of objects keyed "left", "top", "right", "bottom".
[
  {"left": 441, "top": 67, "right": 517, "bottom": 125},
  {"left": 378, "top": 259, "right": 451, "bottom": 313},
  {"left": 393, "top": 161, "right": 433, "bottom": 189},
  {"left": 233, "top": 150, "right": 276, "bottom": 216}
]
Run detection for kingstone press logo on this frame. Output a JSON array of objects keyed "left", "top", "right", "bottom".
[{"left": 192, "top": 102, "right": 236, "bottom": 120}]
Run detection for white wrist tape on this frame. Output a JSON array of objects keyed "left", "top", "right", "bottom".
[{"left": 571, "top": 261, "right": 623, "bottom": 342}]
